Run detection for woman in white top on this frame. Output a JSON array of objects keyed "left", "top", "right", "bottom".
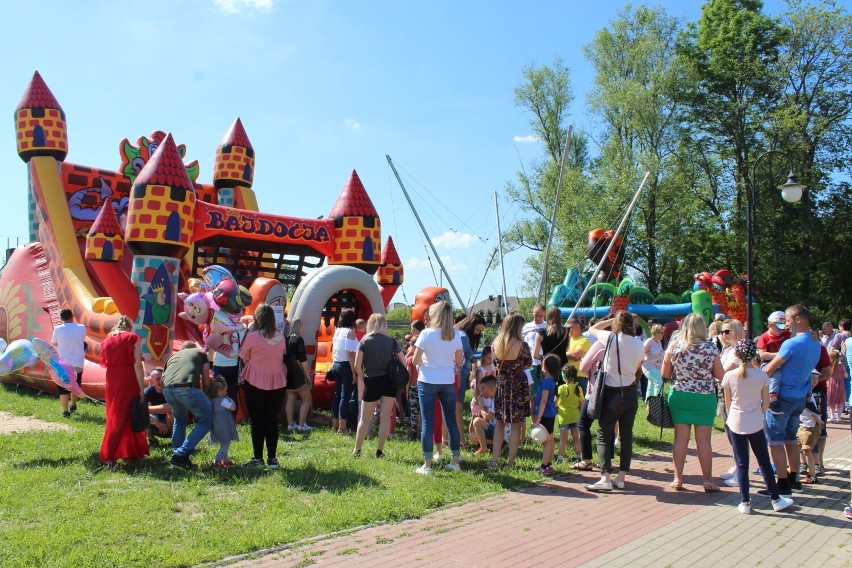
[
  {"left": 717, "top": 318, "right": 745, "bottom": 483},
  {"left": 642, "top": 324, "right": 665, "bottom": 401},
  {"left": 331, "top": 308, "right": 359, "bottom": 434},
  {"left": 722, "top": 339, "right": 793, "bottom": 514},
  {"left": 411, "top": 301, "right": 463, "bottom": 475},
  {"left": 585, "top": 312, "right": 645, "bottom": 492}
]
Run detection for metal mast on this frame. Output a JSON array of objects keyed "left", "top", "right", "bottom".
[
  {"left": 495, "top": 191, "right": 509, "bottom": 316},
  {"left": 538, "top": 124, "right": 573, "bottom": 304},
  {"left": 386, "top": 155, "right": 468, "bottom": 313}
]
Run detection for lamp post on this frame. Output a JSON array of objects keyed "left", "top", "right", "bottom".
[{"left": 746, "top": 151, "right": 806, "bottom": 339}]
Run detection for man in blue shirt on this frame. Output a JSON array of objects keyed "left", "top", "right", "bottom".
[{"left": 763, "top": 305, "right": 831, "bottom": 496}]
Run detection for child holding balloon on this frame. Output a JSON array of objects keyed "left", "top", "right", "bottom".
[{"left": 532, "top": 354, "right": 560, "bottom": 475}]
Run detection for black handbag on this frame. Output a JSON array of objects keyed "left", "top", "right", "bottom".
[
  {"left": 388, "top": 339, "right": 409, "bottom": 389},
  {"left": 646, "top": 383, "right": 674, "bottom": 438},
  {"left": 587, "top": 335, "right": 614, "bottom": 419},
  {"left": 131, "top": 398, "right": 148, "bottom": 433}
]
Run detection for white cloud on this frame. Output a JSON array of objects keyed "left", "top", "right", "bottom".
[
  {"left": 513, "top": 134, "right": 540, "bottom": 143},
  {"left": 405, "top": 255, "right": 468, "bottom": 271},
  {"left": 344, "top": 118, "right": 361, "bottom": 130},
  {"left": 213, "top": 0, "right": 273, "bottom": 14},
  {"left": 431, "top": 230, "right": 477, "bottom": 248}
]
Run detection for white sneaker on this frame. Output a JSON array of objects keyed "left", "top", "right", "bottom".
[
  {"left": 416, "top": 465, "right": 432, "bottom": 475},
  {"left": 614, "top": 438, "right": 620, "bottom": 446},
  {"left": 738, "top": 502, "right": 751, "bottom": 515},
  {"left": 772, "top": 496, "right": 794, "bottom": 512},
  {"left": 724, "top": 477, "right": 739, "bottom": 487},
  {"left": 585, "top": 480, "right": 613, "bottom": 492},
  {"left": 287, "top": 422, "right": 298, "bottom": 431},
  {"left": 445, "top": 462, "right": 461, "bottom": 472},
  {"left": 720, "top": 466, "right": 737, "bottom": 480},
  {"left": 433, "top": 452, "right": 442, "bottom": 461},
  {"left": 298, "top": 423, "right": 312, "bottom": 432}
]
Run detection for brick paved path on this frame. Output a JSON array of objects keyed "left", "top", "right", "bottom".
[{"left": 222, "top": 422, "right": 851, "bottom": 568}]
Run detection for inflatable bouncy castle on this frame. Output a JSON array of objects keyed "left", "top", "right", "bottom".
[
  {"left": 0, "top": 72, "right": 404, "bottom": 407},
  {"left": 548, "top": 229, "right": 763, "bottom": 334}
]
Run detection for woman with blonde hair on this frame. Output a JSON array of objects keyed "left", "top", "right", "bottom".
[
  {"left": 662, "top": 314, "right": 724, "bottom": 492},
  {"left": 717, "top": 318, "right": 746, "bottom": 484},
  {"left": 99, "top": 315, "right": 148, "bottom": 467},
  {"left": 643, "top": 324, "right": 665, "bottom": 400},
  {"left": 412, "top": 302, "right": 463, "bottom": 474},
  {"left": 487, "top": 312, "right": 532, "bottom": 470},
  {"left": 353, "top": 313, "right": 405, "bottom": 457}
]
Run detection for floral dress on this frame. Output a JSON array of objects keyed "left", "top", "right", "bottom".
[
  {"left": 670, "top": 341, "right": 719, "bottom": 394},
  {"left": 494, "top": 342, "right": 532, "bottom": 424}
]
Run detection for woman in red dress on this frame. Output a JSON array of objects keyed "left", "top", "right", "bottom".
[{"left": 99, "top": 315, "right": 148, "bottom": 466}]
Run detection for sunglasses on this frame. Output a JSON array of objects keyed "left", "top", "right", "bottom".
[{"left": 721, "top": 330, "right": 732, "bottom": 335}]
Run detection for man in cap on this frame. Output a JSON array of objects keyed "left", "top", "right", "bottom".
[{"left": 760, "top": 305, "right": 830, "bottom": 497}]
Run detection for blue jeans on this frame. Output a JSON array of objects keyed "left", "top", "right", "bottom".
[
  {"left": 731, "top": 429, "right": 780, "bottom": 502},
  {"left": 418, "top": 382, "right": 460, "bottom": 460},
  {"left": 163, "top": 386, "right": 213, "bottom": 458},
  {"left": 331, "top": 361, "right": 354, "bottom": 422}
]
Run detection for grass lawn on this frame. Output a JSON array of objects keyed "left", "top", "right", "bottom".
[{"left": 0, "top": 384, "right": 684, "bottom": 567}]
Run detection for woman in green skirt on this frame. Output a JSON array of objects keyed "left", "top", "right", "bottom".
[{"left": 662, "top": 314, "right": 724, "bottom": 492}]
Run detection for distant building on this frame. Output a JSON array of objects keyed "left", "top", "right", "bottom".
[
  {"left": 387, "top": 302, "right": 408, "bottom": 312},
  {"left": 469, "top": 295, "right": 519, "bottom": 316}
]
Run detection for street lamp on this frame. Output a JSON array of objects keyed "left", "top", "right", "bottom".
[{"left": 746, "top": 151, "right": 807, "bottom": 339}]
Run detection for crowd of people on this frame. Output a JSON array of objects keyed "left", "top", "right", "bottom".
[{"left": 51, "top": 299, "right": 852, "bottom": 520}]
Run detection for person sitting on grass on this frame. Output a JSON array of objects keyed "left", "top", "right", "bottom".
[
  {"left": 532, "top": 354, "right": 559, "bottom": 476},
  {"left": 144, "top": 367, "right": 172, "bottom": 445},
  {"left": 555, "top": 364, "right": 583, "bottom": 464},
  {"left": 469, "top": 375, "right": 497, "bottom": 455}
]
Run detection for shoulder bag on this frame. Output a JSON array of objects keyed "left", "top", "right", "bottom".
[
  {"left": 131, "top": 398, "right": 148, "bottom": 433},
  {"left": 646, "top": 382, "right": 674, "bottom": 437},
  {"left": 387, "top": 338, "right": 409, "bottom": 389},
  {"left": 587, "top": 335, "right": 614, "bottom": 419}
]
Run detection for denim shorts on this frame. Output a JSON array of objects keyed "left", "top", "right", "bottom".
[
  {"left": 484, "top": 423, "right": 495, "bottom": 440},
  {"left": 558, "top": 422, "right": 578, "bottom": 430},
  {"left": 764, "top": 396, "right": 806, "bottom": 446}
]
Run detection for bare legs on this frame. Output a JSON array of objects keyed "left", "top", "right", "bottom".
[
  {"left": 355, "top": 396, "right": 397, "bottom": 454},
  {"left": 490, "top": 422, "right": 522, "bottom": 468}
]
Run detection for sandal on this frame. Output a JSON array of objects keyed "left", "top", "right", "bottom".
[
  {"left": 485, "top": 461, "right": 499, "bottom": 471},
  {"left": 703, "top": 482, "right": 721, "bottom": 493},
  {"left": 572, "top": 461, "right": 595, "bottom": 471},
  {"left": 670, "top": 480, "right": 684, "bottom": 492}
]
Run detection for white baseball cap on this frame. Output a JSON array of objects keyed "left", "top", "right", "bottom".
[{"left": 768, "top": 311, "right": 787, "bottom": 329}]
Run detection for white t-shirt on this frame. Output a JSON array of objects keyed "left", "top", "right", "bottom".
[
  {"left": 332, "top": 327, "right": 358, "bottom": 362},
  {"left": 521, "top": 321, "right": 546, "bottom": 364},
  {"left": 596, "top": 330, "right": 645, "bottom": 387},
  {"left": 51, "top": 322, "right": 87, "bottom": 369},
  {"left": 480, "top": 396, "right": 496, "bottom": 425},
  {"left": 719, "top": 346, "right": 741, "bottom": 372},
  {"left": 415, "top": 327, "right": 463, "bottom": 384}
]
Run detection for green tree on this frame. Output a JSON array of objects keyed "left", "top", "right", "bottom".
[
  {"left": 504, "top": 59, "right": 602, "bottom": 297},
  {"left": 585, "top": 4, "right": 687, "bottom": 294},
  {"left": 386, "top": 305, "right": 412, "bottom": 322}
]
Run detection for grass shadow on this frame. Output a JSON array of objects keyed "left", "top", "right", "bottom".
[{"left": 278, "top": 463, "right": 382, "bottom": 493}]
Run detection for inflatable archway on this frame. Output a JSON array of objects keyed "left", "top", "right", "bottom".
[{"left": 289, "top": 265, "right": 385, "bottom": 367}]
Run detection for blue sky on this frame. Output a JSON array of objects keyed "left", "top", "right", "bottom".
[{"left": 1, "top": 0, "right": 821, "bottom": 310}]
